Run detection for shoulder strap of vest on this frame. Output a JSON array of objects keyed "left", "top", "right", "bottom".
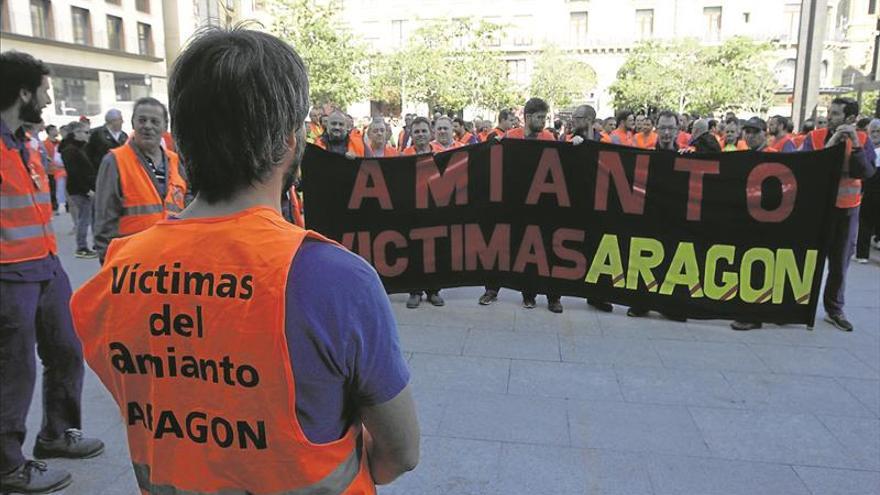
[{"left": 811, "top": 128, "right": 828, "bottom": 149}]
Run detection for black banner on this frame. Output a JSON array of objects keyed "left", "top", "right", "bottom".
[{"left": 302, "top": 139, "right": 844, "bottom": 325}]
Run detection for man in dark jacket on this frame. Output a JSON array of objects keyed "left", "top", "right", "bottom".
[
  {"left": 85, "top": 108, "right": 127, "bottom": 171},
  {"left": 61, "top": 122, "right": 97, "bottom": 258}
]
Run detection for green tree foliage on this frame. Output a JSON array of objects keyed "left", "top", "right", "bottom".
[
  {"left": 369, "top": 19, "right": 521, "bottom": 113},
  {"left": 528, "top": 45, "right": 597, "bottom": 110},
  {"left": 271, "top": 0, "right": 367, "bottom": 108},
  {"left": 610, "top": 37, "right": 778, "bottom": 115}
]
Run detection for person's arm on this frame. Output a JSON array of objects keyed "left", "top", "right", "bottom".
[
  {"left": 94, "top": 153, "right": 123, "bottom": 263},
  {"left": 849, "top": 136, "right": 876, "bottom": 179},
  {"left": 360, "top": 385, "right": 420, "bottom": 484}
]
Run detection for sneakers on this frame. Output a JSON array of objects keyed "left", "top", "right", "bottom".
[
  {"left": 587, "top": 299, "right": 613, "bottom": 313},
  {"left": 478, "top": 290, "right": 498, "bottom": 306},
  {"left": 74, "top": 249, "right": 97, "bottom": 259},
  {"left": 0, "top": 461, "right": 71, "bottom": 494},
  {"left": 731, "top": 321, "right": 762, "bottom": 331},
  {"left": 33, "top": 429, "right": 104, "bottom": 460},
  {"left": 548, "top": 298, "right": 563, "bottom": 314},
  {"left": 854, "top": 257, "right": 869, "bottom": 264},
  {"left": 825, "top": 313, "right": 854, "bottom": 332},
  {"left": 406, "top": 293, "right": 421, "bottom": 309},
  {"left": 427, "top": 293, "right": 445, "bottom": 307},
  {"left": 522, "top": 296, "right": 537, "bottom": 309}
]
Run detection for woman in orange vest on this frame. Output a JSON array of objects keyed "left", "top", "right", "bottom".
[
  {"left": 93, "top": 97, "right": 188, "bottom": 263},
  {"left": 71, "top": 30, "right": 419, "bottom": 495},
  {"left": 798, "top": 97, "right": 877, "bottom": 332}
]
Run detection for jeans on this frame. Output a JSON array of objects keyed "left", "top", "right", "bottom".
[
  {"left": 0, "top": 270, "right": 84, "bottom": 472},
  {"left": 68, "top": 194, "right": 93, "bottom": 251},
  {"left": 824, "top": 207, "right": 859, "bottom": 316}
]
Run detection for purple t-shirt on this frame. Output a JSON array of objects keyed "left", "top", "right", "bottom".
[{"left": 285, "top": 239, "right": 409, "bottom": 443}]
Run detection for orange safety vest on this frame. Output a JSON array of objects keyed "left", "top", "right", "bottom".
[
  {"left": 70, "top": 207, "right": 375, "bottom": 495},
  {"left": 112, "top": 143, "right": 187, "bottom": 237},
  {"left": 602, "top": 128, "right": 633, "bottom": 146},
  {"left": 504, "top": 127, "right": 556, "bottom": 141},
  {"left": 769, "top": 134, "right": 794, "bottom": 152},
  {"left": 307, "top": 122, "right": 324, "bottom": 144},
  {"left": 633, "top": 131, "right": 657, "bottom": 149},
  {"left": 456, "top": 131, "right": 476, "bottom": 145},
  {"left": 676, "top": 132, "right": 691, "bottom": 149},
  {"left": 429, "top": 140, "right": 462, "bottom": 152},
  {"left": 402, "top": 145, "right": 433, "bottom": 156},
  {"left": 364, "top": 143, "right": 399, "bottom": 157},
  {"left": 315, "top": 136, "right": 366, "bottom": 157},
  {"left": 0, "top": 139, "right": 57, "bottom": 263},
  {"left": 808, "top": 128, "right": 867, "bottom": 208}
]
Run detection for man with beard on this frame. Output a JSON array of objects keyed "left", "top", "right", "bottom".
[
  {"left": 315, "top": 109, "right": 364, "bottom": 158},
  {"left": 604, "top": 110, "right": 634, "bottom": 146},
  {"left": 568, "top": 105, "right": 614, "bottom": 314},
  {"left": 0, "top": 51, "right": 104, "bottom": 495},
  {"left": 93, "top": 97, "right": 189, "bottom": 263},
  {"left": 481, "top": 98, "right": 562, "bottom": 312},
  {"left": 71, "top": 29, "right": 418, "bottom": 493}
]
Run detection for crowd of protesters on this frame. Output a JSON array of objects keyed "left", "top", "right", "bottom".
[{"left": 304, "top": 98, "right": 878, "bottom": 330}]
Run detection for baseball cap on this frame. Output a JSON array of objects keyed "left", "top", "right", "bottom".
[{"left": 742, "top": 117, "right": 767, "bottom": 132}]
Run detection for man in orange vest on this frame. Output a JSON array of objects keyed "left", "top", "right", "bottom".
[
  {"left": 484, "top": 109, "right": 516, "bottom": 141},
  {"left": 430, "top": 116, "right": 461, "bottom": 152},
  {"left": 452, "top": 117, "right": 478, "bottom": 145},
  {"left": 483, "top": 98, "right": 562, "bottom": 312},
  {"left": 767, "top": 115, "right": 797, "bottom": 152},
  {"left": 93, "top": 97, "right": 188, "bottom": 263},
  {"left": 604, "top": 110, "right": 634, "bottom": 146},
  {"left": 396, "top": 113, "right": 414, "bottom": 151},
  {"left": 306, "top": 106, "right": 324, "bottom": 144},
  {"left": 315, "top": 109, "right": 365, "bottom": 158},
  {"left": 798, "top": 97, "right": 876, "bottom": 331},
  {"left": 633, "top": 114, "right": 657, "bottom": 149},
  {"left": 401, "top": 116, "right": 433, "bottom": 156},
  {"left": 364, "top": 119, "right": 398, "bottom": 157},
  {"left": 71, "top": 29, "right": 419, "bottom": 494},
  {"left": 0, "top": 51, "right": 104, "bottom": 495}
]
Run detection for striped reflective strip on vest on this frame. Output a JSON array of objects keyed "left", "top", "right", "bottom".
[
  {"left": 165, "top": 203, "right": 183, "bottom": 214},
  {"left": 123, "top": 204, "right": 165, "bottom": 216},
  {"left": 0, "top": 192, "right": 51, "bottom": 209},
  {"left": 1, "top": 223, "right": 54, "bottom": 241},
  {"left": 838, "top": 185, "right": 862, "bottom": 196},
  {"left": 132, "top": 436, "right": 363, "bottom": 495}
]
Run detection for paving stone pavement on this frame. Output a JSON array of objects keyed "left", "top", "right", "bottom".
[{"left": 22, "top": 213, "right": 880, "bottom": 494}]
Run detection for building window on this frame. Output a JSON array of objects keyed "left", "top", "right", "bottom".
[
  {"left": 703, "top": 6, "right": 722, "bottom": 41},
  {"left": 51, "top": 64, "right": 101, "bottom": 116},
  {"left": 870, "top": 0, "right": 877, "bottom": 14},
  {"left": 106, "top": 15, "right": 124, "bottom": 51},
  {"left": 135, "top": 0, "right": 149, "bottom": 14},
  {"left": 636, "top": 9, "right": 653, "bottom": 39},
  {"left": 137, "top": 22, "right": 153, "bottom": 56},
  {"left": 29, "top": 0, "right": 53, "bottom": 39},
  {"left": 114, "top": 71, "right": 151, "bottom": 101},
  {"left": 106, "top": 0, "right": 121, "bottom": 5},
  {"left": 743, "top": 12, "right": 750, "bottom": 23},
  {"left": 569, "top": 11, "right": 588, "bottom": 46},
  {"left": 391, "top": 19, "right": 407, "bottom": 47},
  {"left": 507, "top": 59, "right": 527, "bottom": 86},
  {"left": 71, "top": 7, "right": 91, "bottom": 45},
  {"left": 783, "top": 4, "right": 799, "bottom": 42},
  {"left": 513, "top": 15, "right": 532, "bottom": 46}
]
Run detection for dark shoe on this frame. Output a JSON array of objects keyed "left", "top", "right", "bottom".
[
  {"left": 406, "top": 293, "right": 421, "bottom": 309},
  {"left": 0, "top": 461, "right": 72, "bottom": 494},
  {"left": 548, "top": 299, "right": 563, "bottom": 314},
  {"left": 587, "top": 299, "right": 613, "bottom": 313},
  {"left": 731, "top": 321, "right": 762, "bottom": 331},
  {"left": 427, "top": 293, "right": 445, "bottom": 307},
  {"left": 522, "top": 296, "right": 537, "bottom": 309},
  {"left": 478, "top": 290, "right": 498, "bottom": 306},
  {"left": 825, "top": 314, "right": 854, "bottom": 332},
  {"left": 74, "top": 249, "right": 97, "bottom": 259},
  {"left": 627, "top": 307, "right": 649, "bottom": 317},
  {"left": 33, "top": 429, "right": 104, "bottom": 460}
]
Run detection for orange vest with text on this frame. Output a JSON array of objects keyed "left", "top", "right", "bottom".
[
  {"left": 504, "top": 127, "right": 556, "bottom": 141},
  {"left": 808, "top": 128, "right": 868, "bottom": 208},
  {"left": 0, "top": 139, "right": 57, "bottom": 263},
  {"left": 112, "top": 143, "right": 187, "bottom": 237},
  {"left": 70, "top": 207, "right": 376, "bottom": 495}
]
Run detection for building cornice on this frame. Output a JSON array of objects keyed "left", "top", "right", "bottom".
[{"left": 0, "top": 32, "right": 164, "bottom": 63}]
